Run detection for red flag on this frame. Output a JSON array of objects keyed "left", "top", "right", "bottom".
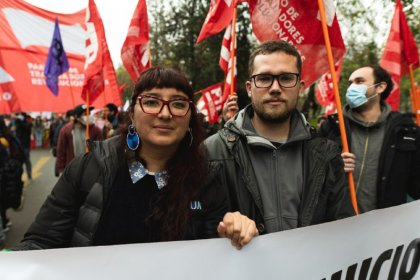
[
  {"left": 196, "top": 0, "right": 239, "bottom": 43},
  {"left": 82, "top": 0, "right": 117, "bottom": 103},
  {"left": 121, "top": 0, "right": 151, "bottom": 81},
  {"left": 0, "top": 0, "right": 121, "bottom": 113},
  {"left": 196, "top": 83, "right": 224, "bottom": 124},
  {"left": 248, "top": 0, "right": 345, "bottom": 88},
  {"left": 0, "top": 64, "right": 20, "bottom": 113},
  {"left": 380, "top": 0, "right": 419, "bottom": 111},
  {"left": 219, "top": 22, "right": 237, "bottom": 107},
  {"left": 315, "top": 59, "right": 343, "bottom": 116}
]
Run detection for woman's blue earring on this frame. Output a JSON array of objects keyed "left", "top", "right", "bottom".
[{"left": 127, "top": 124, "right": 140, "bottom": 151}]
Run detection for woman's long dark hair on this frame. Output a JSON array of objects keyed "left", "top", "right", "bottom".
[{"left": 120, "top": 67, "right": 207, "bottom": 241}]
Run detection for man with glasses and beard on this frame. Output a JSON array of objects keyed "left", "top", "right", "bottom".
[{"left": 205, "top": 40, "right": 354, "bottom": 236}]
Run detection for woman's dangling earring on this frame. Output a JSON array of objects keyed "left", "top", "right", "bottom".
[
  {"left": 188, "top": 128, "right": 193, "bottom": 147},
  {"left": 127, "top": 124, "right": 140, "bottom": 151}
]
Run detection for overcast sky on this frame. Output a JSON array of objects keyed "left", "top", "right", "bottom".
[{"left": 24, "top": 0, "right": 139, "bottom": 68}]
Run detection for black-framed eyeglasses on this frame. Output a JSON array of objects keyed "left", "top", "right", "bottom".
[
  {"left": 138, "top": 95, "right": 192, "bottom": 117},
  {"left": 250, "top": 73, "right": 300, "bottom": 88}
]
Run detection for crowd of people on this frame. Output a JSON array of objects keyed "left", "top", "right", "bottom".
[
  {"left": 0, "top": 102, "right": 129, "bottom": 249},
  {"left": 1, "top": 40, "right": 419, "bottom": 253}
]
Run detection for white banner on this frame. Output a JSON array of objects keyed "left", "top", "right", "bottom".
[{"left": 1, "top": 200, "right": 420, "bottom": 280}]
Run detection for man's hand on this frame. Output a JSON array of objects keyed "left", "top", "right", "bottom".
[
  {"left": 217, "top": 211, "right": 259, "bottom": 250},
  {"left": 222, "top": 94, "right": 238, "bottom": 122},
  {"left": 341, "top": 152, "right": 356, "bottom": 173}
]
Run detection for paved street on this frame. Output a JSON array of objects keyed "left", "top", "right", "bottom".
[{"left": 4, "top": 148, "right": 57, "bottom": 248}]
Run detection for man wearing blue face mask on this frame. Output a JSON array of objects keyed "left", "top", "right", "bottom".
[{"left": 319, "top": 65, "right": 420, "bottom": 213}]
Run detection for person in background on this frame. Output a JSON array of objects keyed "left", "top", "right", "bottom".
[
  {"left": 51, "top": 110, "right": 74, "bottom": 177},
  {"left": 55, "top": 105, "right": 102, "bottom": 175},
  {"left": 13, "top": 113, "right": 33, "bottom": 180},
  {"left": 319, "top": 65, "right": 420, "bottom": 213},
  {"left": 0, "top": 116, "right": 24, "bottom": 233},
  {"left": 32, "top": 116, "right": 44, "bottom": 148},
  {"left": 205, "top": 40, "right": 354, "bottom": 236},
  {"left": 11, "top": 67, "right": 257, "bottom": 251},
  {"left": 102, "top": 103, "right": 119, "bottom": 139},
  {"left": 0, "top": 127, "right": 9, "bottom": 244},
  {"left": 112, "top": 111, "right": 130, "bottom": 136}
]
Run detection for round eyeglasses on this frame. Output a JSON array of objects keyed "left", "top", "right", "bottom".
[
  {"left": 138, "top": 95, "right": 192, "bottom": 117},
  {"left": 250, "top": 73, "right": 300, "bottom": 88}
]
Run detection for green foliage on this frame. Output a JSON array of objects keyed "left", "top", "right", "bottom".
[{"left": 116, "top": 66, "right": 134, "bottom": 104}]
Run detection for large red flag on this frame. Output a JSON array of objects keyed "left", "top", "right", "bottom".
[
  {"left": 196, "top": 0, "right": 239, "bottom": 43},
  {"left": 82, "top": 0, "right": 118, "bottom": 104},
  {"left": 121, "top": 0, "right": 150, "bottom": 81},
  {"left": 219, "top": 22, "right": 237, "bottom": 108},
  {"left": 0, "top": 0, "right": 121, "bottom": 113},
  {"left": 380, "top": 0, "right": 419, "bottom": 111},
  {"left": 248, "top": 0, "right": 345, "bottom": 88}
]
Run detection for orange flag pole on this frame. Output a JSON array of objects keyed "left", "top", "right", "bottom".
[
  {"left": 68, "top": 83, "right": 76, "bottom": 108},
  {"left": 317, "top": 0, "right": 359, "bottom": 215},
  {"left": 229, "top": 7, "right": 237, "bottom": 118},
  {"left": 148, "top": 46, "right": 152, "bottom": 68},
  {"left": 85, "top": 90, "right": 91, "bottom": 153},
  {"left": 408, "top": 65, "right": 420, "bottom": 125}
]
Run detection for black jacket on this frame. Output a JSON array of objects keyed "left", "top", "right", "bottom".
[
  {"left": 13, "top": 136, "right": 227, "bottom": 250},
  {"left": 205, "top": 110, "right": 355, "bottom": 234},
  {"left": 319, "top": 112, "right": 420, "bottom": 208}
]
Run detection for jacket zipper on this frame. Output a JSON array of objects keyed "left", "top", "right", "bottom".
[{"left": 356, "top": 128, "right": 370, "bottom": 193}]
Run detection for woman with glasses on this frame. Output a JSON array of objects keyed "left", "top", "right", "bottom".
[{"left": 10, "top": 67, "right": 257, "bottom": 252}]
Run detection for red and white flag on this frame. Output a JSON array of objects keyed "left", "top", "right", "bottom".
[
  {"left": 121, "top": 0, "right": 150, "bottom": 81},
  {"left": 315, "top": 59, "right": 343, "bottom": 116},
  {"left": 82, "top": 0, "right": 117, "bottom": 103},
  {"left": 0, "top": 0, "right": 121, "bottom": 113},
  {"left": 219, "top": 22, "right": 237, "bottom": 108},
  {"left": 248, "top": 0, "right": 345, "bottom": 87},
  {"left": 380, "top": 0, "right": 419, "bottom": 111},
  {"left": 195, "top": 83, "right": 224, "bottom": 124},
  {"left": 196, "top": 0, "right": 239, "bottom": 43}
]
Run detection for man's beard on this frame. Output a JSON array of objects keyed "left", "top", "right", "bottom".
[{"left": 251, "top": 102, "right": 292, "bottom": 124}]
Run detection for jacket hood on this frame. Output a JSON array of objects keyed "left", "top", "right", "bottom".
[
  {"left": 87, "top": 135, "right": 122, "bottom": 171},
  {"left": 343, "top": 101, "right": 391, "bottom": 128}
]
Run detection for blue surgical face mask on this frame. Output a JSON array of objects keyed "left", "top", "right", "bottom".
[{"left": 345, "top": 83, "right": 380, "bottom": 109}]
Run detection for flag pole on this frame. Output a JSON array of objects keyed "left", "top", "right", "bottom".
[
  {"left": 148, "top": 46, "right": 152, "bottom": 68},
  {"left": 408, "top": 65, "right": 420, "bottom": 125},
  {"left": 317, "top": 0, "right": 359, "bottom": 215},
  {"left": 229, "top": 7, "right": 237, "bottom": 118},
  {"left": 68, "top": 83, "right": 76, "bottom": 108},
  {"left": 85, "top": 90, "right": 91, "bottom": 152}
]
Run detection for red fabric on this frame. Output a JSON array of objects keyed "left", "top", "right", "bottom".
[
  {"left": 196, "top": 0, "right": 239, "bottom": 43},
  {"left": 315, "top": 59, "right": 343, "bottom": 116},
  {"left": 121, "top": 0, "right": 150, "bottom": 81},
  {"left": 195, "top": 83, "right": 223, "bottom": 124},
  {"left": 0, "top": 0, "right": 121, "bottom": 113},
  {"left": 219, "top": 22, "right": 237, "bottom": 108},
  {"left": 248, "top": 0, "right": 345, "bottom": 88},
  {"left": 81, "top": 0, "right": 118, "bottom": 104},
  {"left": 380, "top": 0, "right": 419, "bottom": 111}
]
